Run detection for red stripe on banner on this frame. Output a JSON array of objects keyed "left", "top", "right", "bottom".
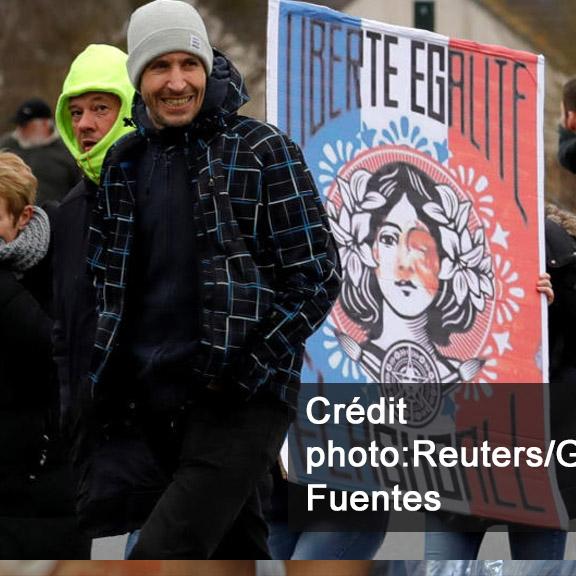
[{"left": 446, "top": 38, "right": 558, "bottom": 527}]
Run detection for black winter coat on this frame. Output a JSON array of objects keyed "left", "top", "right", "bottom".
[
  {"left": 53, "top": 178, "right": 167, "bottom": 538},
  {"left": 546, "top": 218, "right": 576, "bottom": 380},
  {"left": 545, "top": 209, "right": 576, "bottom": 518},
  {"left": 0, "top": 266, "right": 54, "bottom": 509},
  {"left": 0, "top": 229, "right": 76, "bottom": 519},
  {"left": 0, "top": 209, "right": 92, "bottom": 559},
  {"left": 85, "top": 53, "right": 340, "bottom": 415}
]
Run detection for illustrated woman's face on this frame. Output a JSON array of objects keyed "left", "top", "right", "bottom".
[{"left": 373, "top": 194, "right": 440, "bottom": 317}]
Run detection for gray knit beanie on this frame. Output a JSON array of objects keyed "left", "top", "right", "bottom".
[{"left": 127, "top": 0, "right": 214, "bottom": 88}]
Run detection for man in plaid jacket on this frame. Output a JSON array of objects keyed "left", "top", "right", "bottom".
[{"left": 83, "top": 0, "right": 340, "bottom": 560}]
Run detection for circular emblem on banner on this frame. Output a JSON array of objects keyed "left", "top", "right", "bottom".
[
  {"left": 381, "top": 341, "right": 442, "bottom": 427},
  {"left": 381, "top": 341, "right": 439, "bottom": 383}
]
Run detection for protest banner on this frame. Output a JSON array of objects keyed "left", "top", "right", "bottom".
[{"left": 267, "top": 0, "right": 568, "bottom": 529}]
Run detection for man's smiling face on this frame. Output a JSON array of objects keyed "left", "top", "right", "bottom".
[{"left": 140, "top": 51, "right": 207, "bottom": 129}]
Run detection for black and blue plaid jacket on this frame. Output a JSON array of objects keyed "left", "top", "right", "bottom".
[{"left": 86, "top": 55, "right": 341, "bottom": 410}]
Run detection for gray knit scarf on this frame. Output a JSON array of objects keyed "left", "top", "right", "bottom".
[{"left": 0, "top": 206, "right": 50, "bottom": 275}]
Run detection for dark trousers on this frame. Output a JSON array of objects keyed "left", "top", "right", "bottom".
[{"left": 129, "top": 391, "right": 293, "bottom": 559}]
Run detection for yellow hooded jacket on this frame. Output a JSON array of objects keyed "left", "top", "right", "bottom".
[{"left": 56, "top": 44, "right": 135, "bottom": 184}]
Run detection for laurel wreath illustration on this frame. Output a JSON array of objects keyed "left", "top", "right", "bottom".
[{"left": 328, "top": 168, "right": 494, "bottom": 314}]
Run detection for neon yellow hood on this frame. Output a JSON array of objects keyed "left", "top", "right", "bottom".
[{"left": 56, "top": 44, "right": 135, "bottom": 184}]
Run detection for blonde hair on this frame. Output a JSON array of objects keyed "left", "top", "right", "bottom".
[{"left": 0, "top": 151, "right": 37, "bottom": 223}]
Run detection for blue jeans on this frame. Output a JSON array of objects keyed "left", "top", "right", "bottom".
[
  {"left": 268, "top": 521, "right": 385, "bottom": 560},
  {"left": 124, "top": 529, "right": 140, "bottom": 559},
  {"left": 425, "top": 513, "right": 567, "bottom": 560}
]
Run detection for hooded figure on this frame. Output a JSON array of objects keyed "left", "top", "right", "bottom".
[
  {"left": 56, "top": 44, "right": 135, "bottom": 184},
  {"left": 53, "top": 44, "right": 167, "bottom": 538}
]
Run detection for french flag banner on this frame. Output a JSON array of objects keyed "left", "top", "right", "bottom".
[{"left": 268, "top": 0, "right": 568, "bottom": 529}]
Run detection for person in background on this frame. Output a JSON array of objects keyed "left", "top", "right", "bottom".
[
  {"left": 544, "top": 202, "right": 576, "bottom": 520},
  {"left": 0, "top": 151, "right": 90, "bottom": 559},
  {"left": 558, "top": 78, "right": 576, "bottom": 174},
  {"left": 0, "top": 98, "right": 80, "bottom": 205},
  {"left": 546, "top": 202, "right": 576, "bottom": 383},
  {"left": 53, "top": 43, "right": 168, "bottom": 544}
]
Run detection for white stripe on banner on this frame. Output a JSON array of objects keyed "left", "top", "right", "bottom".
[{"left": 358, "top": 18, "right": 450, "bottom": 148}]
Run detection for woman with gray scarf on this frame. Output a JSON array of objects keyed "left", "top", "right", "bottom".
[{"left": 0, "top": 151, "right": 89, "bottom": 559}]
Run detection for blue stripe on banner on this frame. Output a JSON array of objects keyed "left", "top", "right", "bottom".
[
  {"left": 278, "top": 0, "right": 363, "bottom": 146},
  {"left": 277, "top": 0, "right": 362, "bottom": 384}
]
